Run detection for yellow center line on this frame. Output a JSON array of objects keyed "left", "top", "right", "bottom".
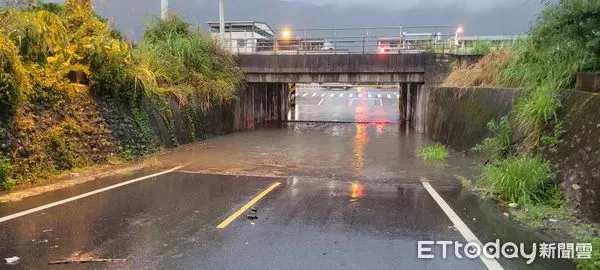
[{"left": 216, "top": 182, "right": 281, "bottom": 229}]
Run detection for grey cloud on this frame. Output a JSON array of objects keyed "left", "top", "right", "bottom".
[{"left": 281, "top": 0, "right": 527, "bottom": 11}]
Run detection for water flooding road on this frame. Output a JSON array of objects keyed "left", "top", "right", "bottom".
[{"left": 0, "top": 88, "right": 574, "bottom": 269}]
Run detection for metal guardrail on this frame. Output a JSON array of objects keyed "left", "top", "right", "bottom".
[{"left": 218, "top": 25, "right": 456, "bottom": 55}]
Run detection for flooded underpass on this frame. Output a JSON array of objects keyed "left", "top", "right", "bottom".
[{"left": 0, "top": 86, "right": 575, "bottom": 269}]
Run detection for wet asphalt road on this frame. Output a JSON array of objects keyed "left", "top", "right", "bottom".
[{"left": 0, "top": 87, "right": 575, "bottom": 269}]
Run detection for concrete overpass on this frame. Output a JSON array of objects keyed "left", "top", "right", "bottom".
[{"left": 237, "top": 53, "right": 464, "bottom": 84}]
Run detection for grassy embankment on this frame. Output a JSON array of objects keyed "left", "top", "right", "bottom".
[
  {"left": 443, "top": 1, "right": 600, "bottom": 268},
  {"left": 0, "top": 1, "right": 242, "bottom": 190}
]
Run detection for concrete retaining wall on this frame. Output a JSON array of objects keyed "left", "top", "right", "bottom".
[
  {"left": 233, "top": 83, "right": 289, "bottom": 129},
  {"left": 424, "top": 86, "right": 521, "bottom": 150},
  {"left": 154, "top": 83, "right": 289, "bottom": 146}
]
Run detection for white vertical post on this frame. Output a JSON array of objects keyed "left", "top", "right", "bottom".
[
  {"left": 161, "top": 0, "right": 168, "bottom": 20},
  {"left": 219, "top": 0, "right": 225, "bottom": 43}
]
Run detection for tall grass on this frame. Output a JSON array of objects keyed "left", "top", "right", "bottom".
[
  {"left": 481, "top": 156, "right": 553, "bottom": 205},
  {"left": 132, "top": 16, "right": 243, "bottom": 106},
  {"left": 496, "top": 0, "right": 598, "bottom": 147},
  {"left": 419, "top": 143, "right": 449, "bottom": 161},
  {"left": 443, "top": 49, "right": 512, "bottom": 87}
]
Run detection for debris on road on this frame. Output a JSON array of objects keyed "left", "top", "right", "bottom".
[
  {"left": 503, "top": 212, "right": 510, "bottom": 217},
  {"left": 5, "top": 256, "right": 20, "bottom": 265},
  {"left": 48, "top": 258, "right": 127, "bottom": 265},
  {"left": 247, "top": 213, "right": 258, "bottom": 220}
]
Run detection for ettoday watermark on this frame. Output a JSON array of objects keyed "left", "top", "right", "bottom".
[{"left": 417, "top": 240, "right": 593, "bottom": 264}]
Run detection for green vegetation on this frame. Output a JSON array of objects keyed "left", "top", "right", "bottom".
[
  {"left": 472, "top": 116, "right": 514, "bottom": 161},
  {"left": 0, "top": 155, "right": 11, "bottom": 189},
  {"left": 419, "top": 143, "right": 449, "bottom": 161},
  {"left": 468, "top": 0, "right": 600, "bottom": 203},
  {"left": 0, "top": 1, "right": 242, "bottom": 189},
  {"left": 572, "top": 225, "right": 600, "bottom": 269},
  {"left": 455, "top": 1, "right": 600, "bottom": 266},
  {"left": 497, "top": 0, "right": 600, "bottom": 148},
  {"left": 481, "top": 156, "right": 553, "bottom": 205}
]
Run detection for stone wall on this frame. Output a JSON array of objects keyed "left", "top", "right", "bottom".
[{"left": 547, "top": 90, "right": 600, "bottom": 222}]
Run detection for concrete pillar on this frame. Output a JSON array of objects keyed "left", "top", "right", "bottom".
[
  {"left": 399, "top": 83, "right": 408, "bottom": 124},
  {"left": 408, "top": 83, "right": 418, "bottom": 127}
]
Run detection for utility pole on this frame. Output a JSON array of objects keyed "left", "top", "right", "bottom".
[
  {"left": 161, "top": 0, "right": 168, "bottom": 20},
  {"left": 219, "top": 0, "right": 225, "bottom": 42}
]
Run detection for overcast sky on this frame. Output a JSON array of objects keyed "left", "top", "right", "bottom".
[
  {"left": 44, "top": 0, "right": 543, "bottom": 40},
  {"left": 281, "top": 0, "right": 529, "bottom": 11}
]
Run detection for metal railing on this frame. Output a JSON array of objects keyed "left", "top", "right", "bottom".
[{"left": 218, "top": 25, "right": 456, "bottom": 55}]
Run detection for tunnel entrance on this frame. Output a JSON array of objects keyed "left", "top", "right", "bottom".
[{"left": 287, "top": 82, "right": 425, "bottom": 131}]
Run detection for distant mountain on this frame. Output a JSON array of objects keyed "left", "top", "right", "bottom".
[{"left": 89, "top": 0, "right": 542, "bottom": 41}]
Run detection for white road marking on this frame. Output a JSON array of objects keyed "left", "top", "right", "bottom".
[
  {"left": 339, "top": 93, "right": 344, "bottom": 97},
  {"left": 311, "top": 93, "right": 317, "bottom": 97},
  {"left": 295, "top": 92, "right": 299, "bottom": 96},
  {"left": 396, "top": 94, "right": 400, "bottom": 99},
  {"left": 330, "top": 93, "right": 335, "bottom": 97},
  {"left": 377, "top": 94, "right": 382, "bottom": 98},
  {"left": 318, "top": 98, "right": 324, "bottom": 106},
  {"left": 0, "top": 166, "right": 185, "bottom": 223},
  {"left": 349, "top": 94, "right": 354, "bottom": 98},
  {"left": 321, "top": 93, "right": 326, "bottom": 97},
  {"left": 302, "top": 93, "right": 309, "bottom": 97},
  {"left": 422, "top": 181, "right": 504, "bottom": 270},
  {"left": 368, "top": 94, "right": 372, "bottom": 98},
  {"left": 387, "top": 94, "right": 392, "bottom": 99},
  {"left": 358, "top": 94, "right": 363, "bottom": 98}
]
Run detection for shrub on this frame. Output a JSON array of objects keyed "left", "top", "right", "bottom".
[
  {"left": 419, "top": 143, "right": 449, "bottom": 161},
  {"left": 0, "top": 155, "right": 11, "bottom": 189},
  {"left": 0, "top": 31, "right": 30, "bottom": 117},
  {"left": 132, "top": 16, "right": 243, "bottom": 106},
  {"left": 481, "top": 156, "right": 553, "bottom": 205},
  {"left": 472, "top": 116, "right": 514, "bottom": 161}
]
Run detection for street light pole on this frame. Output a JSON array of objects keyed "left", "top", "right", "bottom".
[
  {"left": 161, "top": 0, "right": 168, "bottom": 20},
  {"left": 454, "top": 26, "right": 464, "bottom": 46},
  {"left": 219, "top": 0, "right": 225, "bottom": 42}
]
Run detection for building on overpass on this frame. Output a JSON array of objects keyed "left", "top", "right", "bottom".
[
  {"left": 376, "top": 32, "right": 446, "bottom": 54},
  {"left": 208, "top": 21, "right": 346, "bottom": 54},
  {"left": 207, "top": 21, "right": 276, "bottom": 54}
]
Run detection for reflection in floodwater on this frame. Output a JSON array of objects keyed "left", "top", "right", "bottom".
[
  {"left": 350, "top": 182, "right": 365, "bottom": 199},
  {"left": 353, "top": 123, "right": 367, "bottom": 173}
]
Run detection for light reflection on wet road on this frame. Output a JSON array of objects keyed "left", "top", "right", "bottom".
[{"left": 0, "top": 87, "right": 575, "bottom": 269}]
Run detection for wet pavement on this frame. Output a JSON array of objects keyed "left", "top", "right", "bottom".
[{"left": 0, "top": 87, "right": 575, "bottom": 269}]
